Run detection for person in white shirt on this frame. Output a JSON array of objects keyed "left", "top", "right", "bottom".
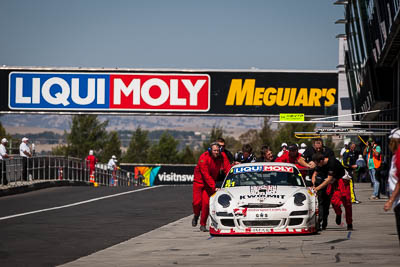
[
  {"left": 340, "top": 141, "right": 349, "bottom": 158},
  {"left": 0, "top": 138, "right": 11, "bottom": 185},
  {"left": 108, "top": 155, "right": 118, "bottom": 171},
  {"left": 383, "top": 128, "right": 400, "bottom": 243},
  {"left": 108, "top": 155, "right": 118, "bottom": 186},
  {"left": 19, "top": 137, "right": 32, "bottom": 181},
  {"left": 298, "top": 143, "right": 307, "bottom": 155},
  {"left": 277, "top": 143, "right": 288, "bottom": 158}
]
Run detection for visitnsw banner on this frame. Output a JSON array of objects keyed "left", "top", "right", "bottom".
[
  {"left": 121, "top": 164, "right": 195, "bottom": 186},
  {"left": 0, "top": 67, "right": 338, "bottom": 116}
]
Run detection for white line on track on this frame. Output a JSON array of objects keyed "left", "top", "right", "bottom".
[{"left": 0, "top": 185, "right": 164, "bottom": 221}]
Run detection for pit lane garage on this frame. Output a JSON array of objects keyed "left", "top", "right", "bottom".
[{"left": 209, "top": 162, "right": 317, "bottom": 235}]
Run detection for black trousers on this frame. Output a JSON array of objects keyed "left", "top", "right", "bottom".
[
  {"left": 317, "top": 188, "right": 331, "bottom": 228},
  {"left": 394, "top": 204, "right": 400, "bottom": 244},
  {"left": 22, "top": 157, "right": 32, "bottom": 181},
  {"left": 1, "top": 160, "right": 7, "bottom": 185}
]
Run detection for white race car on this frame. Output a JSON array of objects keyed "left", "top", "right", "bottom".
[{"left": 209, "top": 162, "right": 318, "bottom": 235}]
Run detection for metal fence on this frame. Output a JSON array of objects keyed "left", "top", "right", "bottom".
[{"left": 0, "top": 156, "right": 135, "bottom": 188}]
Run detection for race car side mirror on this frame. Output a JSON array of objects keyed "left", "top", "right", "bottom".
[{"left": 304, "top": 175, "right": 313, "bottom": 187}]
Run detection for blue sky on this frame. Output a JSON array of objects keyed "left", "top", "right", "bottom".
[{"left": 0, "top": 0, "right": 344, "bottom": 70}]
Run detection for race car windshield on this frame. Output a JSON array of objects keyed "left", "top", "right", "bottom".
[{"left": 223, "top": 169, "right": 304, "bottom": 187}]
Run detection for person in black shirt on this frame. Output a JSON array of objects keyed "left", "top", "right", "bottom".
[
  {"left": 217, "top": 138, "right": 234, "bottom": 164},
  {"left": 302, "top": 138, "right": 332, "bottom": 181},
  {"left": 342, "top": 142, "right": 360, "bottom": 204},
  {"left": 313, "top": 153, "right": 353, "bottom": 231},
  {"left": 234, "top": 144, "right": 256, "bottom": 164},
  {"left": 311, "top": 153, "right": 336, "bottom": 230},
  {"left": 256, "top": 145, "right": 275, "bottom": 162},
  {"left": 215, "top": 138, "right": 234, "bottom": 187},
  {"left": 302, "top": 138, "right": 335, "bottom": 163}
]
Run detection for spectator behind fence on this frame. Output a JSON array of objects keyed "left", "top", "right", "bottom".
[
  {"left": 19, "top": 137, "right": 32, "bottom": 181},
  {"left": 108, "top": 155, "right": 118, "bottom": 171},
  {"left": 0, "top": 138, "right": 12, "bottom": 185},
  {"left": 137, "top": 171, "right": 144, "bottom": 186},
  {"left": 85, "top": 150, "right": 98, "bottom": 176}
]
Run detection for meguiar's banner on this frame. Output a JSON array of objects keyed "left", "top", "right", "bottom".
[{"left": 0, "top": 67, "right": 338, "bottom": 116}]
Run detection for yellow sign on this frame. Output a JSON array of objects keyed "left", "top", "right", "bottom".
[
  {"left": 280, "top": 113, "right": 304, "bottom": 121},
  {"left": 225, "top": 79, "right": 336, "bottom": 107}
]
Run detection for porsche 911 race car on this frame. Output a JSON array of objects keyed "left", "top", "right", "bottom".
[{"left": 209, "top": 162, "right": 317, "bottom": 235}]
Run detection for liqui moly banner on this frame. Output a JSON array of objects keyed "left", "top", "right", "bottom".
[
  {"left": 8, "top": 72, "right": 210, "bottom": 112},
  {"left": 0, "top": 68, "right": 338, "bottom": 115}
]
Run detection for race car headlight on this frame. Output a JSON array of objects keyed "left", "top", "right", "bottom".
[
  {"left": 293, "top": 193, "right": 306, "bottom": 206},
  {"left": 218, "top": 194, "right": 232, "bottom": 208}
]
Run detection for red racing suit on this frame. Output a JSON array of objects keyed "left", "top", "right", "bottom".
[
  {"left": 322, "top": 157, "right": 352, "bottom": 226},
  {"left": 192, "top": 151, "right": 231, "bottom": 226},
  {"left": 275, "top": 151, "right": 308, "bottom": 177},
  {"left": 85, "top": 155, "right": 98, "bottom": 175},
  {"left": 329, "top": 178, "right": 353, "bottom": 225}
]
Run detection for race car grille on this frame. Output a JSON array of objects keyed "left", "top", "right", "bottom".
[
  {"left": 216, "top": 212, "right": 233, "bottom": 217},
  {"left": 288, "top": 218, "right": 303, "bottom": 226},
  {"left": 221, "top": 219, "right": 235, "bottom": 227},
  {"left": 289, "top": 210, "right": 308, "bottom": 216},
  {"left": 242, "top": 220, "right": 281, "bottom": 227},
  {"left": 241, "top": 203, "right": 283, "bottom": 208}
]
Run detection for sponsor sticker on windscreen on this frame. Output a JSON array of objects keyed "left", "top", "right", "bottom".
[
  {"left": 263, "top": 166, "right": 293, "bottom": 173},
  {"left": 233, "top": 165, "right": 293, "bottom": 174}
]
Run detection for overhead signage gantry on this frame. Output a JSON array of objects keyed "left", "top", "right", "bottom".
[
  {"left": 0, "top": 66, "right": 338, "bottom": 116},
  {"left": 273, "top": 109, "right": 397, "bottom": 140}
]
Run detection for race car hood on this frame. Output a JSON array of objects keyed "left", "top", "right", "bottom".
[{"left": 218, "top": 185, "right": 307, "bottom": 206}]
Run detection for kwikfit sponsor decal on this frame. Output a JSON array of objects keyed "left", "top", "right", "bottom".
[
  {"left": 158, "top": 172, "right": 194, "bottom": 182},
  {"left": 240, "top": 194, "right": 285, "bottom": 200},
  {"left": 9, "top": 72, "right": 210, "bottom": 111}
]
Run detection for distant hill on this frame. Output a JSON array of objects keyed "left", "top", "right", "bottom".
[
  {"left": 1, "top": 114, "right": 265, "bottom": 138},
  {"left": 1, "top": 114, "right": 268, "bottom": 154}
]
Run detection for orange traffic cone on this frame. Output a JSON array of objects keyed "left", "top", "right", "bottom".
[{"left": 89, "top": 174, "right": 95, "bottom": 183}]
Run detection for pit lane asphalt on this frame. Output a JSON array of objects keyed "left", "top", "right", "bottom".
[
  {"left": 2, "top": 183, "right": 400, "bottom": 267},
  {"left": 60, "top": 183, "right": 400, "bottom": 267},
  {"left": 0, "top": 185, "right": 193, "bottom": 267}
]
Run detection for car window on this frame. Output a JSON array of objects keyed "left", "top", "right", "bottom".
[{"left": 223, "top": 167, "right": 304, "bottom": 188}]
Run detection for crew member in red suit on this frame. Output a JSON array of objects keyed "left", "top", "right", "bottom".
[
  {"left": 312, "top": 152, "right": 353, "bottom": 231},
  {"left": 275, "top": 144, "right": 314, "bottom": 176},
  {"left": 85, "top": 150, "right": 98, "bottom": 176},
  {"left": 192, "top": 142, "right": 231, "bottom": 232}
]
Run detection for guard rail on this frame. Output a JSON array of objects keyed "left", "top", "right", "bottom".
[{"left": 0, "top": 156, "right": 134, "bottom": 188}]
